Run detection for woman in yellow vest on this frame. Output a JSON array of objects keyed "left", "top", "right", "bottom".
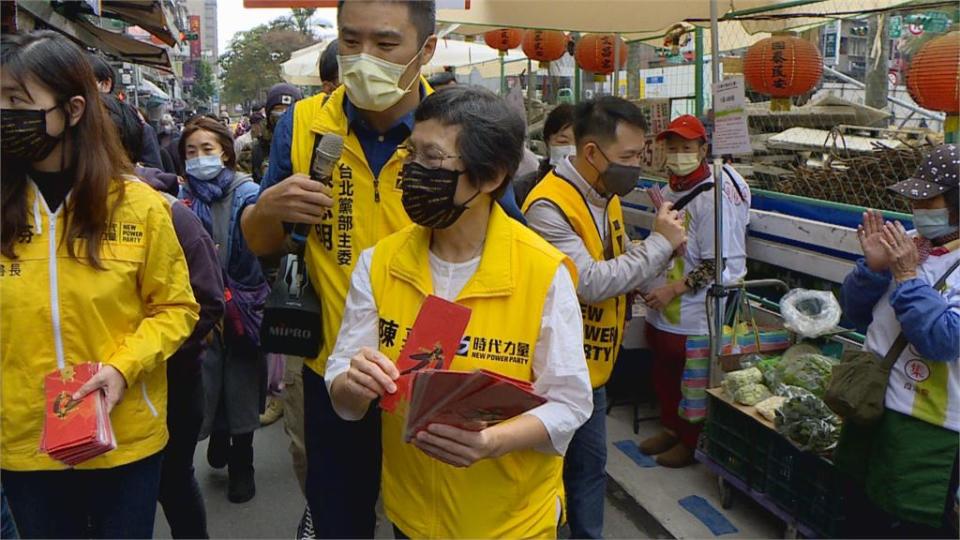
[
  {"left": 0, "top": 31, "right": 199, "bottom": 538},
  {"left": 326, "top": 86, "right": 593, "bottom": 538}
]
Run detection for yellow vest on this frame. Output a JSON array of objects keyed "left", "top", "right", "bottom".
[
  {"left": 370, "top": 205, "right": 575, "bottom": 538},
  {"left": 1, "top": 180, "right": 199, "bottom": 470},
  {"left": 290, "top": 82, "right": 431, "bottom": 375},
  {"left": 523, "top": 171, "right": 627, "bottom": 388}
]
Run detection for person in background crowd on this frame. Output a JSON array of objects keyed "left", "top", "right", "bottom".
[
  {"left": 103, "top": 94, "right": 224, "bottom": 539},
  {"left": 252, "top": 83, "right": 303, "bottom": 184},
  {"left": 235, "top": 115, "right": 250, "bottom": 139},
  {"left": 88, "top": 53, "right": 166, "bottom": 171},
  {"left": 1, "top": 31, "right": 199, "bottom": 538},
  {"left": 641, "top": 114, "right": 751, "bottom": 468},
  {"left": 426, "top": 70, "right": 456, "bottom": 89},
  {"left": 157, "top": 113, "right": 180, "bottom": 174},
  {"left": 179, "top": 117, "right": 268, "bottom": 504},
  {"left": 523, "top": 97, "right": 684, "bottom": 538},
  {"left": 837, "top": 144, "right": 960, "bottom": 539},
  {"left": 236, "top": 111, "right": 265, "bottom": 175},
  {"left": 159, "top": 113, "right": 177, "bottom": 145},
  {"left": 318, "top": 38, "right": 341, "bottom": 96},
  {"left": 514, "top": 103, "right": 575, "bottom": 207},
  {"left": 161, "top": 113, "right": 186, "bottom": 176},
  {"left": 241, "top": 0, "right": 439, "bottom": 535},
  {"left": 87, "top": 52, "right": 116, "bottom": 94},
  {"left": 327, "top": 84, "right": 592, "bottom": 540}
]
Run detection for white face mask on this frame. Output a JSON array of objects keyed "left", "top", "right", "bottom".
[
  {"left": 549, "top": 145, "right": 576, "bottom": 166},
  {"left": 338, "top": 48, "right": 422, "bottom": 112},
  {"left": 665, "top": 152, "right": 701, "bottom": 176}
]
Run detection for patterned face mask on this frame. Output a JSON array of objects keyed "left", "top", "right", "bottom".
[
  {"left": 400, "top": 161, "right": 478, "bottom": 229},
  {"left": 1, "top": 105, "right": 64, "bottom": 163}
]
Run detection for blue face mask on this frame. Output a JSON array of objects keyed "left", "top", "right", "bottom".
[
  {"left": 913, "top": 207, "right": 958, "bottom": 240},
  {"left": 186, "top": 154, "right": 224, "bottom": 181}
]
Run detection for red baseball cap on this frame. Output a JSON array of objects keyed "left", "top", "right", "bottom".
[{"left": 657, "top": 114, "right": 707, "bottom": 141}]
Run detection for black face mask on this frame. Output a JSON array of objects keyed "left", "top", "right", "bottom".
[
  {"left": 590, "top": 146, "right": 642, "bottom": 197},
  {"left": 1, "top": 105, "right": 64, "bottom": 163},
  {"left": 400, "top": 161, "right": 479, "bottom": 229}
]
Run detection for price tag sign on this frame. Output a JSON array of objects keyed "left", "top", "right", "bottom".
[{"left": 712, "top": 76, "right": 752, "bottom": 156}]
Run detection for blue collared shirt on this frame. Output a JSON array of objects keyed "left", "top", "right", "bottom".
[{"left": 343, "top": 96, "right": 414, "bottom": 179}]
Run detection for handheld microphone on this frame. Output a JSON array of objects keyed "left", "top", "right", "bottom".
[{"left": 290, "top": 134, "right": 345, "bottom": 245}]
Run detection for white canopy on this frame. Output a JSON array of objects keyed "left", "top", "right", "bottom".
[
  {"left": 281, "top": 40, "right": 332, "bottom": 86},
  {"left": 438, "top": 0, "right": 935, "bottom": 43}
]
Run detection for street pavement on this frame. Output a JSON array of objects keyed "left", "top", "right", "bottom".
[{"left": 155, "top": 420, "right": 666, "bottom": 539}]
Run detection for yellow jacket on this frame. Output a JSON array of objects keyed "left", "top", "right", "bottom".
[
  {"left": 372, "top": 205, "right": 574, "bottom": 538},
  {"left": 290, "top": 81, "right": 431, "bottom": 376},
  {"left": 523, "top": 171, "right": 628, "bottom": 388},
  {"left": 1, "top": 179, "right": 200, "bottom": 470}
]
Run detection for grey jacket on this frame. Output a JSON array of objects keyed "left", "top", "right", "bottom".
[{"left": 523, "top": 157, "right": 674, "bottom": 304}]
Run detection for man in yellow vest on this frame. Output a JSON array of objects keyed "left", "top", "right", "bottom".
[
  {"left": 523, "top": 96, "right": 686, "bottom": 539},
  {"left": 240, "top": 1, "right": 438, "bottom": 536}
]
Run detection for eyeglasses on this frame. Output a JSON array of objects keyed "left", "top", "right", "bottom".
[{"left": 400, "top": 143, "right": 461, "bottom": 170}]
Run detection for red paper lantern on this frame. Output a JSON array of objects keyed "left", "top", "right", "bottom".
[
  {"left": 574, "top": 34, "right": 628, "bottom": 78},
  {"left": 743, "top": 34, "right": 822, "bottom": 110},
  {"left": 907, "top": 31, "right": 959, "bottom": 114},
  {"left": 484, "top": 28, "right": 523, "bottom": 56},
  {"left": 522, "top": 30, "right": 568, "bottom": 68}
]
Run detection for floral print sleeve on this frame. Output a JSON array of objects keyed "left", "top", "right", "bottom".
[{"left": 684, "top": 260, "right": 717, "bottom": 292}]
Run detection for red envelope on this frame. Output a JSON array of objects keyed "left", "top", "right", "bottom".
[
  {"left": 380, "top": 295, "right": 471, "bottom": 413},
  {"left": 41, "top": 363, "right": 116, "bottom": 466},
  {"left": 403, "top": 369, "right": 546, "bottom": 442}
]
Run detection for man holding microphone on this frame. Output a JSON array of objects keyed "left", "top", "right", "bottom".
[
  {"left": 523, "top": 96, "right": 685, "bottom": 538},
  {"left": 241, "top": 1, "right": 438, "bottom": 536}
]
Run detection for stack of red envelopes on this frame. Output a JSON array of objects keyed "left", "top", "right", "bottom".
[
  {"left": 380, "top": 295, "right": 472, "bottom": 414},
  {"left": 403, "top": 369, "right": 546, "bottom": 442},
  {"left": 40, "top": 363, "right": 116, "bottom": 466}
]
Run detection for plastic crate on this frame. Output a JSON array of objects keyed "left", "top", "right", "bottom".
[
  {"left": 705, "top": 394, "right": 773, "bottom": 492},
  {"left": 765, "top": 436, "right": 803, "bottom": 512},
  {"left": 764, "top": 435, "right": 857, "bottom": 537}
]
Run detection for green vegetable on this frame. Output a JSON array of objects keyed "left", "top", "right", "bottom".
[
  {"left": 757, "top": 356, "right": 782, "bottom": 375},
  {"left": 734, "top": 383, "right": 773, "bottom": 406},
  {"left": 771, "top": 353, "right": 836, "bottom": 397},
  {"left": 775, "top": 395, "right": 841, "bottom": 453},
  {"left": 724, "top": 367, "right": 763, "bottom": 390},
  {"left": 782, "top": 342, "right": 822, "bottom": 364}
]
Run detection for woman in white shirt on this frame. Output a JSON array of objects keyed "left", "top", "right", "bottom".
[{"left": 325, "top": 86, "right": 592, "bottom": 538}]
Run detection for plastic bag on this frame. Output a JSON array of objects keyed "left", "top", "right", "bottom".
[
  {"left": 780, "top": 289, "right": 842, "bottom": 339},
  {"left": 755, "top": 396, "right": 786, "bottom": 422},
  {"left": 723, "top": 367, "right": 763, "bottom": 399},
  {"left": 776, "top": 384, "right": 815, "bottom": 400},
  {"left": 775, "top": 394, "right": 842, "bottom": 453},
  {"left": 739, "top": 353, "right": 765, "bottom": 370},
  {"left": 734, "top": 383, "right": 773, "bottom": 406},
  {"left": 771, "top": 353, "right": 836, "bottom": 397}
]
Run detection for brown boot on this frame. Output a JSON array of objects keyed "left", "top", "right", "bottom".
[
  {"left": 639, "top": 431, "right": 678, "bottom": 456},
  {"left": 656, "top": 442, "right": 696, "bottom": 468}
]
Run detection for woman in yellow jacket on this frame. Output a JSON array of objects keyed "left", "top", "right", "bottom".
[
  {"left": 326, "top": 86, "right": 594, "bottom": 538},
  {"left": 0, "top": 31, "right": 199, "bottom": 538}
]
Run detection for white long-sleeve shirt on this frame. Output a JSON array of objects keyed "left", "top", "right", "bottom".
[
  {"left": 325, "top": 247, "right": 593, "bottom": 455},
  {"left": 524, "top": 157, "right": 674, "bottom": 304}
]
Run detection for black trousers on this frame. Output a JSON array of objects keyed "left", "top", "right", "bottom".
[
  {"left": 303, "top": 366, "right": 381, "bottom": 539},
  {"left": 3, "top": 453, "right": 163, "bottom": 539},
  {"left": 159, "top": 369, "right": 209, "bottom": 539}
]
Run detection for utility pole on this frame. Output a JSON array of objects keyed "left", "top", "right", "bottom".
[{"left": 864, "top": 14, "right": 890, "bottom": 114}]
